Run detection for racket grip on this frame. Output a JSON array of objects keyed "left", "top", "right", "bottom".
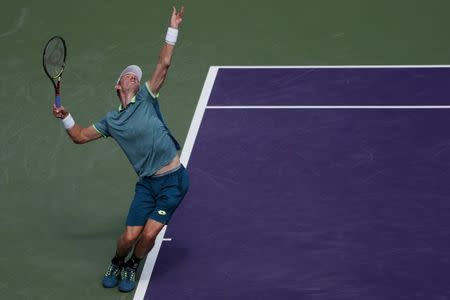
[{"left": 55, "top": 95, "right": 61, "bottom": 108}]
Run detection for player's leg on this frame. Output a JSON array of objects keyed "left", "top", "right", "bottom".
[
  {"left": 102, "top": 226, "right": 143, "bottom": 288},
  {"left": 118, "top": 165, "right": 189, "bottom": 292},
  {"left": 116, "top": 226, "right": 144, "bottom": 259},
  {"left": 134, "top": 219, "right": 165, "bottom": 258},
  {"left": 118, "top": 219, "right": 165, "bottom": 293},
  {"left": 103, "top": 179, "right": 155, "bottom": 289}
]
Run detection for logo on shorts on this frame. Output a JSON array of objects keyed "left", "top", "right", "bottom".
[{"left": 158, "top": 210, "right": 167, "bottom": 216}]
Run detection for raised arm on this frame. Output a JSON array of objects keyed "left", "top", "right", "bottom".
[
  {"left": 147, "top": 6, "right": 184, "bottom": 96},
  {"left": 53, "top": 105, "right": 102, "bottom": 144}
]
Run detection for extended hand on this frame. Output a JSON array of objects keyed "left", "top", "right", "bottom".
[{"left": 170, "top": 6, "right": 184, "bottom": 29}]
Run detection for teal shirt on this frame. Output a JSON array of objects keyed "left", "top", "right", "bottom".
[{"left": 93, "top": 82, "right": 180, "bottom": 178}]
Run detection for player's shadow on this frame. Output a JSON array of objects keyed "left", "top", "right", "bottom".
[{"left": 149, "top": 243, "right": 190, "bottom": 280}]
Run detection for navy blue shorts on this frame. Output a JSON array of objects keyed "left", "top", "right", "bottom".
[{"left": 126, "top": 165, "right": 189, "bottom": 226}]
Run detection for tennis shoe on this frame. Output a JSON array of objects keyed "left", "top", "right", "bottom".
[
  {"left": 102, "top": 263, "right": 122, "bottom": 288},
  {"left": 118, "top": 267, "right": 137, "bottom": 292}
]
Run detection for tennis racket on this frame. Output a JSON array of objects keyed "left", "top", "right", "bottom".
[{"left": 42, "top": 36, "right": 67, "bottom": 108}]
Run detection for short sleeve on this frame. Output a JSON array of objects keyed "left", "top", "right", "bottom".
[
  {"left": 93, "top": 115, "right": 110, "bottom": 138},
  {"left": 136, "top": 82, "right": 159, "bottom": 102}
]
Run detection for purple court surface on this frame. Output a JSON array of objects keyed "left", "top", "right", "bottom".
[{"left": 139, "top": 67, "right": 450, "bottom": 300}]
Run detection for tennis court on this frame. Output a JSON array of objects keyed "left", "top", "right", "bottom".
[
  {"left": 2, "top": 1, "right": 450, "bottom": 300},
  {"left": 133, "top": 66, "right": 450, "bottom": 299}
]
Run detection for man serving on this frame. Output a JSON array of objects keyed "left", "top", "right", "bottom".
[{"left": 52, "top": 6, "right": 189, "bottom": 293}]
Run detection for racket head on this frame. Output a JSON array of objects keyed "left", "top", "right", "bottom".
[{"left": 42, "top": 36, "right": 67, "bottom": 84}]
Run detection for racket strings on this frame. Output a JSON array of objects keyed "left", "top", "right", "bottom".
[{"left": 44, "top": 38, "right": 65, "bottom": 78}]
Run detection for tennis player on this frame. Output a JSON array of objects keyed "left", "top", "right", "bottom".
[{"left": 52, "top": 7, "right": 188, "bottom": 293}]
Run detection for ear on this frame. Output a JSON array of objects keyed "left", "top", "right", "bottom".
[{"left": 115, "top": 83, "right": 121, "bottom": 91}]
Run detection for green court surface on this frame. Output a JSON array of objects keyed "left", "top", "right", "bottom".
[{"left": 1, "top": 1, "right": 449, "bottom": 299}]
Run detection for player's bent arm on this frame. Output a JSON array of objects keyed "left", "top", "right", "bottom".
[
  {"left": 66, "top": 125, "right": 102, "bottom": 144},
  {"left": 52, "top": 105, "right": 102, "bottom": 144}
]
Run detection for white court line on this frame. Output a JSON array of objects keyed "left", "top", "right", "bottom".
[
  {"left": 207, "top": 105, "right": 450, "bottom": 109},
  {"left": 179, "top": 67, "right": 219, "bottom": 166},
  {"left": 133, "top": 66, "right": 219, "bottom": 300},
  {"left": 207, "top": 65, "right": 450, "bottom": 109},
  {"left": 213, "top": 65, "right": 450, "bottom": 69}
]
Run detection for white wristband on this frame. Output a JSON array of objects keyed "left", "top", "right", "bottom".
[
  {"left": 62, "top": 113, "right": 75, "bottom": 130},
  {"left": 165, "top": 27, "right": 178, "bottom": 45}
]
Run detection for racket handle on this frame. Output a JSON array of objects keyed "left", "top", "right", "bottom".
[
  {"left": 55, "top": 78, "right": 62, "bottom": 108},
  {"left": 55, "top": 95, "right": 61, "bottom": 108}
]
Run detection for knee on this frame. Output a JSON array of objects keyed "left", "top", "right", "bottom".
[
  {"left": 121, "top": 231, "right": 140, "bottom": 247},
  {"left": 141, "top": 230, "right": 158, "bottom": 243}
]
